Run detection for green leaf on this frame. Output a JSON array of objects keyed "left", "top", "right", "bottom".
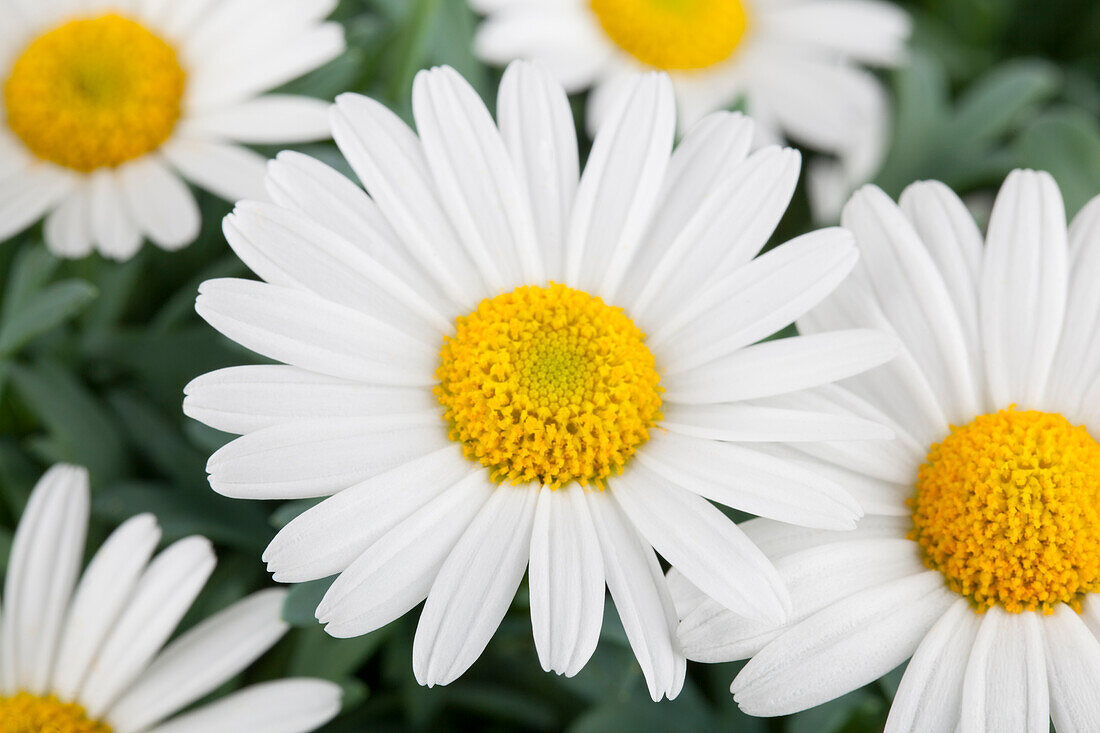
[
  {"left": 0, "top": 279, "right": 97, "bottom": 356},
  {"left": 1017, "top": 108, "right": 1100, "bottom": 216},
  {"left": 289, "top": 624, "right": 393, "bottom": 680},
  {"left": 1, "top": 244, "right": 59, "bottom": 317},
  {"left": 946, "top": 59, "right": 1061, "bottom": 148}
]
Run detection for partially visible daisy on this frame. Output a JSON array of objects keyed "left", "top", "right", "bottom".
[
  {"left": 0, "top": 0, "right": 345, "bottom": 259},
  {"left": 184, "top": 60, "right": 899, "bottom": 698},
  {"left": 471, "top": 0, "right": 910, "bottom": 220},
  {"left": 673, "top": 171, "right": 1100, "bottom": 730},
  {"left": 0, "top": 464, "right": 342, "bottom": 732}
]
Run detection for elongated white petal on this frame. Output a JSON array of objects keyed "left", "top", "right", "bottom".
[
  {"left": 496, "top": 61, "right": 578, "bottom": 282},
  {"left": 529, "top": 486, "right": 605, "bottom": 676},
  {"left": 413, "top": 486, "right": 537, "bottom": 687},
  {"left": 679, "top": 538, "right": 925, "bottom": 663},
  {"left": 90, "top": 169, "right": 143, "bottom": 261},
  {"left": 80, "top": 537, "right": 216, "bottom": 719},
  {"left": 52, "top": 514, "right": 161, "bottom": 701},
  {"left": 162, "top": 138, "right": 267, "bottom": 202},
  {"left": 181, "top": 95, "right": 331, "bottom": 143},
  {"left": 43, "top": 181, "right": 93, "bottom": 258},
  {"left": 587, "top": 491, "right": 685, "bottom": 701},
  {"left": 732, "top": 571, "right": 954, "bottom": 716},
  {"left": 117, "top": 156, "right": 200, "bottom": 251},
  {"left": 195, "top": 278, "right": 436, "bottom": 386},
  {"left": 264, "top": 446, "right": 474, "bottom": 582},
  {"left": 885, "top": 599, "right": 980, "bottom": 733},
  {"left": 768, "top": 0, "right": 911, "bottom": 66},
  {"left": 959, "top": 606, "right": 1049, "bottom": 733},
  {"left": 980, "top": 170, "right": 1067, "bottom": 408},
  {"left": 1043, "top": 604, "right": 1100, "bottom": 732},
  {"left": 0, "top": 465, "right": 88, "bottom": 695},
  {"left": 566, "top": 72, "right": 675, "bottom": 297},
  {"left": 611, "top": 464, "right": 789, "bottom": 624},
  {"left": 413, "top": 65, "right": 541, "bottom": 288},
  {"left": 639, "top": 431, "right": 863, "bottom": 530},
  {"left": 0, "top": 164, "right": 74, "bottom": 242},
  {"left": 738, "top": 515, "right": 911, "bottom": 561},
  {"left": 147, "top": 679, "right": 341, "bottom": 733},
  {"left": 184, "top": 365, "right": 438, "bottom": 435},
  {"left": 660, "top": 402, "right": 891, "bottom": 443},
  {"left": 318, "top": 471, "right": 494, "bottom": 638},
  {"left": 108, "top": 589, "right": 289, "bottom": 732}
]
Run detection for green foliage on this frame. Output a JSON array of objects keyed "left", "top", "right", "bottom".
[{"left": 2, "top": 0, "right": 1099, "bottom": 730}]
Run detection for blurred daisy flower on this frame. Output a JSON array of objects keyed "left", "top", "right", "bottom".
[
  {"left": 471, "top": 0, "right": 910, "bottom": 221},
  {"left": 184, "top": 60, "right": 899, "bottom": 698},
  {"left": 0, "top": 0, "right": 344, "bottom": 259},
  {"left": 674, "top": 170, "right": 1100, "bottom": 730},
  {"left": 0, "top": 464, "right": 342, "bottom": 733}
]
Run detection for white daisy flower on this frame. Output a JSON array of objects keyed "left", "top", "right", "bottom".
[
  {"left": 673, "top": 170, "right": 1100, "bottom": 730},
  {"left": 470, "top": 0, "right": 911, "bottom": 220},
  {"left": 0, "top": 463, "right": 342, "bottom": 732},
  {"left": 183, "top": 60, "right": 898, "bottom": 699},
  {"left": 0, "top": 0, "right": 345, "bottom": 260}
]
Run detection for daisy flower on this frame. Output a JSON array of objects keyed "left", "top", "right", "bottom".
[
  {"left": 183, "top": 60, "right": 898, "bottom": 699},
  {"left": 0, "top": 463, "right": 342, "bottom": 732},
  {"left": 470, "top": 0, "right": 911, "bottom": 219},
  {"left": 0, "top": 0, "right": 345, "bottom": 260},
  {"left": 673, "top": 170, "right": 1100, "bottom": 730}
]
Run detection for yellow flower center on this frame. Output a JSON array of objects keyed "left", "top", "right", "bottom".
[
  {"left": 910, "top": 408, "right": 1100, "bottom": 614},
  {"left": 435, "top": 283, "right": 662, "bottom": 488},
  {"left": 589, "top": 0, "right": 750, "bottom": 70},
  {"left": 0, "top": 692, "right": 111, "bottom": 733},
  {"left": 3, "top": 13, "right": 186, "bottom": 172}
]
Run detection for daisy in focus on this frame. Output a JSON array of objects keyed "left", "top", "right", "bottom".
[
  {"left": 674, "top": 170, "right": 1100, "bottom": 730},
  {"left": 183, "top": 60, "right": 899, "bottom": 699},
  {"left": 0, "top": 0, "right": 345, "bottom": 259},
  {"left": 0, "top": 464, "right": 341, "bottom": 733},
  {"left": 470, "top": 0, "right": 911, "bottom": 219}
]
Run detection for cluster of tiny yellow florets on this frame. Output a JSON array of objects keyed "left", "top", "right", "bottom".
[
  {"left": 3, "top": 13, "right": 185, "bottom": 171},
  {"left": 589, "top": 0, "right": 749, "bottom": 70},
  {"left": 910, "top": 408, "right": 1100, "bottom": 614},
  {"left": 0, "top": 692, "right": 111, "bottom": 733},
  {"left": 435, "top": 283, "right": 662, "bottom": 489}
]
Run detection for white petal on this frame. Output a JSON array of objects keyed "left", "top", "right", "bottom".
[
  {"left": 587, "top": 490, "right": 686, "bottom": 701},
  {"left": 90, "top": 169, "right": 143, "bottom": 261},
  {"left": 413, "top": 485, "right": 537, "bottom": 687},
  {"left": 318, "top": 471, "right": 494, "bottom": 638},
  {"left": 0, "top": 165, "right": 74, "bottom": 242},
  {"left": 980, "top": 170, "right": 1067, "bottom": 408},
  {"left": 737, "top": 514, "right": 911, "bottom": 561},
  {"left": 107, "top": 589, "right": 289, "bottom": 732},
  {"left": 611, "top": 464, "right": 789, "bottom": 624},
  {"left": 959, "top": 606, "right": 1049, "bottom": 733},
  {"left": 732, "top": 571, "right": 954, "bottom": 716},
  {"left": 660, "top": 402, "right": 892, "bottom": 442},
  {"left": 208, "top": 416, "right": 449, "bottom": 501},
  {"left": 565, "top": 72, "right": 675, "bottom": 298},
  {"left": 51, "top": 514, "right": 161, "bottom": 701},
  {"left": 661, "top": 329, "right": 898, "bottom": 402},
  {"left": 412, "top": 65, "right": 541, "bottom": 288},
  {"left": 647, "top": 228, "right": 858, "bottom": 371},
  {"left": 117, "top": 156, "right": 201, "bottom": 250},
  {"left": 43, "top": 183, "right": 94, "bottom": 259},
  {"left": 263, "top": 446, "right": 474, "bottom": 582},
  {"left": 766, "top": 0, "right": 912, "bottom": 66},
  {"left": 679, "top": 538, "right": 925, "bottom": 664},
  {"left": 80, "top": 537, "right": 216, "bottom": 719},
  {"left": 496, "top": 61, "right": 578, "bottom": 282},
  {"left": 147, "top": 679, "right": 341, "bottom": 733},
  {"left": 330, "top": 93, "right": 484, "bottom": 309},
  {"left": 629, "top": 145, "right": 800, "bottom": 327},
  {"left": 638, "top": 431, "right": 863, "bottom": 530},
  {"left": 181, "top": 95, "right": 331, "bottom": 143},
  {"left": 529, "top": 486, "right": 605, "bottom": 676},
  {"left": 0, "top": 465, "right": 88, "bottom": 695},
  {"left": 1043, "top": 603, "right": 1100, "bottom": 733},
  {"left": 183, "top": 365, "right": 438, "bottom": 434},
  {"left": 162, "top": 138, "right": 267, "bottom": 202},
  {"left": 194, "top": 278, "right": 436, "bottom": 386},
  {"left": 842, "top": 185, "right": 981, "bottom": 421},
  {"left": 884, "top": 598, "right": 979, "bottom": 733}
]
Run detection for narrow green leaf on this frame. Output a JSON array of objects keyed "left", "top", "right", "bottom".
[
  {"left": 1017, "top": 108, "right": 1100, "bottom": 215},
  {"left": 946, "top": 59, "right": 1061, "bottom": 148},
  {"left": 0, "top": 279, "right": 97, "bottom": 355}
]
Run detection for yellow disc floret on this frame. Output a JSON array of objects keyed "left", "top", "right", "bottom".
[
  {"left": 3, "top": 14, "right": 185, "bottom": 172},
  {"left": 435, "top": 283, "right": 662, "bottom": 488},
  {"left": 589, "top": 0, "right": 750, "bottom": 70},
  {"left": 910, "top": 408, "right": 1100, "bottom": 614},
  {"left": 0, "top": 692, "right": 111, "bottom": 733}
]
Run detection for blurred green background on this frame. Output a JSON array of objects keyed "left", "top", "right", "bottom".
[{"left": 1, "top": 0, "right": 1098, "bottom": 730}]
